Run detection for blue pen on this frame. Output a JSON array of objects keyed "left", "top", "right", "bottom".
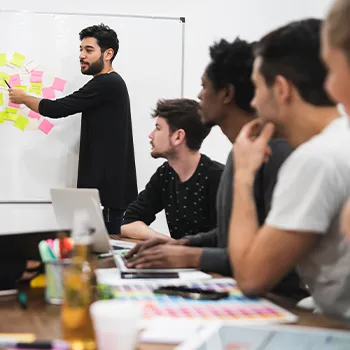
[{"left": 38, "top": 240, "right": 57, "bottom": 262}]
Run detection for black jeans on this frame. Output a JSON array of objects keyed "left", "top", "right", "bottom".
[{"left": 103, "top": 208, "right": 125, "bottom": 235}]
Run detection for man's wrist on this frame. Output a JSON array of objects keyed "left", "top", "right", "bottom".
[
  {"left": 184, "top": 247, "right": 202, "bottom": 267},
  {"left": 234, "top": 171, "right": 255, "bottom": 187},
  {"left": 176, "top": 238, "right": 191, "bottom": 246}
]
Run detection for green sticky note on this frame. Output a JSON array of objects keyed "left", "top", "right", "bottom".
[
  {"left": 14, "top": 115, "right": 29, "bottom": 130},
  {"left": 15, "top": 85, "right": 27, "bottom": 91},
  {"left": 0, "top": 93, "right": 3, "bottom": 107},
  {"left": 0, "top": 72, "right": 10, "bottom": 88},
  {"left": 0, "top": 112, "right": 6, "bottom": 123},
  {"left": 5, "top": 107, "right": 18, "bottom": 121},
  {"left": 29, "top": 82, "right": 43, "bottom": 95},
  {"left": 10, "top": 52, "right": 25, "bottom": 68},
  {"left": 0, "top": 54, "right": 7, "bottom": 66}
]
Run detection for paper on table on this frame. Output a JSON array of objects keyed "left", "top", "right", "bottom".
[
  {"left": 96, "top": 268, "right": 212, "bottom": 286},
  {"left": 0, "top": 72, "right": 10, "bottom": 88},
  {"left": 0, "top": 112, "right": 6, "bottom": 123},
  {"left": 141, "top": 318, "right": 204, "bottom": 344},
  {"left": 109, "top": 239, "right": 136, "bottom": 249},
  {"left": 15, "top": 85, "right": 27, "bottom": 91},
  {"left": 0, "top": 54, "right": 7, "bottom": 66},
  {"left": 0, "top": 93, "right": 3, "bottom": 106}
]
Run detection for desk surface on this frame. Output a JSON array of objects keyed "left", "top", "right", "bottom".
[{"left": 1, "top": 236, "right": 350, "bottom": 350}]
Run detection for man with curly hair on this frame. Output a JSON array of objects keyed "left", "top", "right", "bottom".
[{"left": 9, "top": 24, "right": 138, "bottom": 235}]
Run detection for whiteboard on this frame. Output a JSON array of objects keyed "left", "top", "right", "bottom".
[{"left": 0, "top": 11, "right": 184, "bottom": 202}]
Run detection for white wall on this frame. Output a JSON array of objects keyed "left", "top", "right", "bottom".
[{"left": 1, "top": 0, "right": 334, "bottom": 166}]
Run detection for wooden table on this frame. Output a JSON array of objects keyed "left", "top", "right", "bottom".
[{"left": 1, "top": 236, "right": 350, "bottom": 349}]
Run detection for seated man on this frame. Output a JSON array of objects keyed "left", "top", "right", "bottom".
[
  {"left": 125, "top": 39, "right": 306, "bottom": 300},
  {"left": 229, "top": 19, "right": 350, "bottom": 321},
  {"left": 121, "top": 98, "right": 224, "bottom": 240},
  {"left": 324, "top": 0, "right": 350, "bottom": 241}
]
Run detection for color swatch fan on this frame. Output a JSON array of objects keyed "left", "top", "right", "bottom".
[{"left": 110, "top": 278, "right": 298, "bottom": 324}]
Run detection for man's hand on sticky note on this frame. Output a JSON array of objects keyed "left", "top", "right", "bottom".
[
  {"left": 9, "top": 88, "right": 26, "bottom": 104},
  {"left": 126, "top": 245, "right": 201, "bottom": 269}
]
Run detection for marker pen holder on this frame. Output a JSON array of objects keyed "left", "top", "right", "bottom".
[{"left": 45, "top": 259, "right": 71, "bottom": 305}]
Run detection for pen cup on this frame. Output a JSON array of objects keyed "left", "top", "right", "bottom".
[{"left": 44, "top": 259, "right": 71, "bottom": 305}]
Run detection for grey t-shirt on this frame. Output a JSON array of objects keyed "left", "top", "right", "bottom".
[
  {"left": 186, "top": 139, "right": 292, "bottom": 275},
  {"left": 267, "top": 117, "right": 350, "bottom": 321}
]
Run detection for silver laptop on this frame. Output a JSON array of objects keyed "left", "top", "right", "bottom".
[{"left": 50, "top": 188, "right": 110, "bottom": 253}]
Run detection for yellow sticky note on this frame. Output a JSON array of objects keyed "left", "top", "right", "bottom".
[
  {"left": 14, "top": 115, "right": 29, "bottom": 130},
  {"left": 0, "top": 72, "right": 10, "bottom": 88},
  {"left": 15, "top": 85, "right": 27, "bottom": 91},
  {"left": 29, "top": 82, "right": 43, "bottom": 95},
  {"left": 5, "top": 107, "right": 18, "bottom": 121},
  {"left": 0, "top": 111, "right": 6, "bottom": 123},
  {"left": 0, "top": 53, "right": 7, "bottom": 66},
  {"left": 10, "top": 52, "right": 25, "bottom": 68},
  {"left": 0, "top": 93, "right": 3, "bottom": 106}
]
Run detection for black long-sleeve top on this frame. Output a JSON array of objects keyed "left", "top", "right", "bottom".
[
  {"left": 39, "top": 72, "right": 138, "bottom": 210},
  {"left": 122, "top": 154, "right": 224, "bottom": 239}
]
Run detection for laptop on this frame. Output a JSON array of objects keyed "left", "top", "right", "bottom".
[{"left": 50, "top": 188, "right": 110, "bottom": 253}]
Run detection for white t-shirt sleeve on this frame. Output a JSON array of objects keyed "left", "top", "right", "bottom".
[{"left": 266, "top": 151, "right": 341, "bottom": 233}]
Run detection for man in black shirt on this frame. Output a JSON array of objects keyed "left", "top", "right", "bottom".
[
  {"left": 9, "top": 24, "right": 137, "bottom": 234},
  {"left": 126, "top": 39, "right": 307, "bottom": 300},
  {"left": 121, "top": 98, "right": 224, "bottom": 240}
]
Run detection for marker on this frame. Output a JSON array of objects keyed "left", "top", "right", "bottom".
[
  {"left": 0, "top": 339, "right": 70, "bottom": 349},
  {"left": 2, "top": 78, "right": 11, "bottom": 88},
  {"left": 18, "top": 292, "right": 28, "bottom": 309}
]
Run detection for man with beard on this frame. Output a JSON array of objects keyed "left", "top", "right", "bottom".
[
  {"left": 120, "top": 98, "right": 223, "bottom": 241},
  {"left": 9, "top": 24, "right": 138, "bottom": 235},
  {"left": 125, "top": 39, "right": 307, "bottom": 303}
]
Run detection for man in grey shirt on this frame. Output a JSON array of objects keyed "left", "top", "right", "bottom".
[{"left": 126, "top": 38, "right": 305, "bottom": 298}]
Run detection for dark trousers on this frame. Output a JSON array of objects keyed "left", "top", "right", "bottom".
[{"left": 103, "top": 208, "right": 125, "bottom": 235}]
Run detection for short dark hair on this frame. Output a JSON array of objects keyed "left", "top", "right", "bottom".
[
  {"left": 79, "top": 23, "right": 119, "bottom": 62},
  {"left": 254, "top": 18, "right": 334, "bottom": 106},
  {"left": 152, "top": 99, "right": 211, "bottom": 151},
  {"left": 206, "top": 38, "right": 255, "bottom": 113}
]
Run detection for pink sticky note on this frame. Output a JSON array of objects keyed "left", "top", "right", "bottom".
[
  {"left": 52, "top": 77, "right": 66, "bottom": 92},
  {"left": 30, "top": 70, "right": 43, "bottom": 83},
  {"left": 9, "top": 74, "right": 21, "bottom": 87},
  {"left": 28, "top": 110, "right": 41, "bottom": 119},
  {"left": 42, "top": 87, "right": 56, "bottom": 99},
  {"left": 8, "top": 101, "right": 20, "bottom": 108},
  {"left": 39, "top": 118, "right": 54, "bottom": 134}
]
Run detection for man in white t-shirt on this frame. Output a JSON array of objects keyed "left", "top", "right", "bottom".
[
  {"left": 228, "top": 18, "right": 350, "bottom": 321},
  {"left": 322, "top": 0, "right": 350, "bottom": 241}
]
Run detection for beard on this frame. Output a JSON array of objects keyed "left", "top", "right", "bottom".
[
  {"left": 151, "top": 147, "right": 176, "bottom": 160},
  {"left": 81, "top": 55, "right": 104, "bottom": 75}
]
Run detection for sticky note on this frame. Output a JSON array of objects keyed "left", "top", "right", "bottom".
[
  {"left": 14, "top": 115, "right": 29, "bottom": 131},
  {"left": 29, "top": 83, "right": 43, "bottom": 95},
  {"left": 38, "top": 118, "right": 54, "bottom": 134},
  {"left": 30, "top": 70, "right": 43, "bottom": 83},
  {"left": 0, "top": 112, "right": 6, "bottom": 123},
  {"left": 10, "top": 52, "right": 26, "bottom": 68},
  {"left": 0, "top": 72, "right": 10, "bottom": 88},
  {"left": 28, "top": 110, "right": 41, "bottom": 119},
  {"left": 15, "top": 85, "right": 27, "bottom": 91},
  {"left": 52, "top": 77, "right": 66, "bottom": 92},
  {"left": 42, "top": 87, "right": 55, "bottom": 99},
  {"left": 0, "top": 54, "right": 7, "bottom": 66},
  {"left": 8, "top": 101, "right": 20, "bottom": 109},
  {"left": 0, "top": 93, "right": 3, "bottom": 106},
  {"left": 4, "top": 108, "right": 18, "bottom": 121},
  {"left": 9, "top": 74, "right": 21, "bottom": 87}
]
